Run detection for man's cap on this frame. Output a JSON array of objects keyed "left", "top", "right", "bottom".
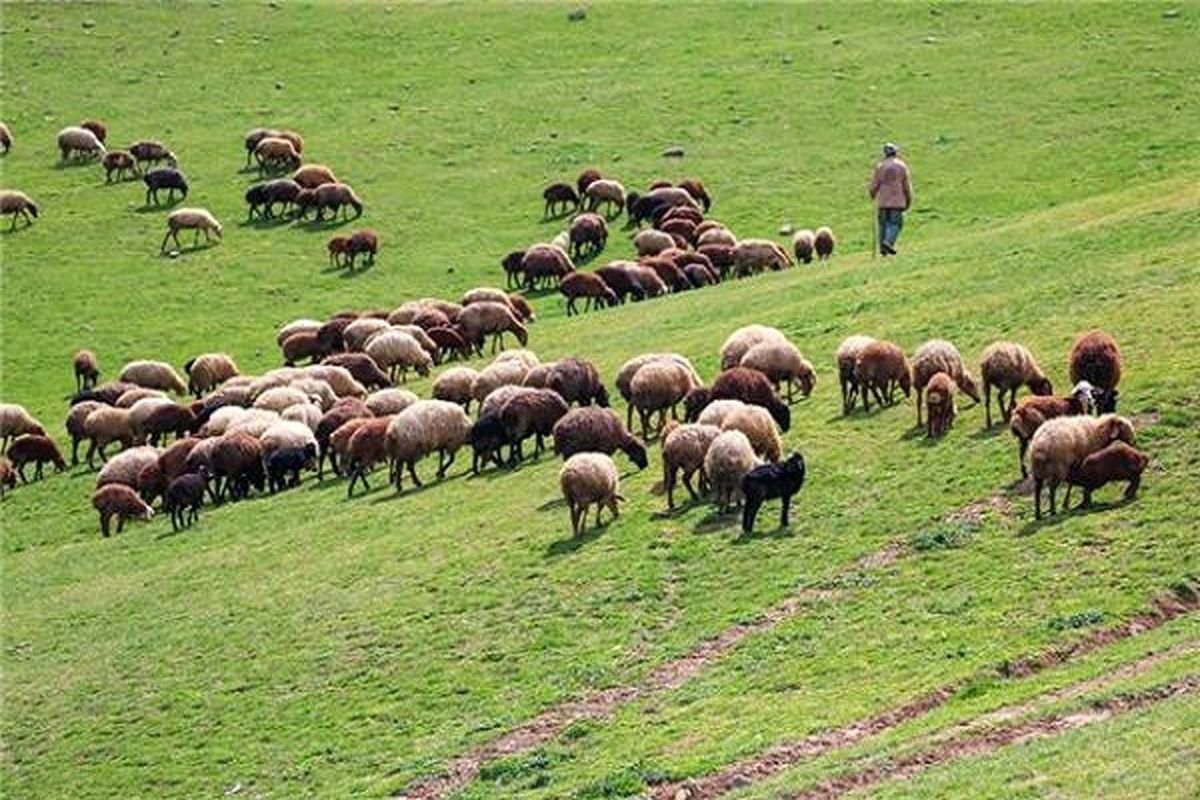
[{"left": 883, "top": 142, "right": 898, "bottom": 156}]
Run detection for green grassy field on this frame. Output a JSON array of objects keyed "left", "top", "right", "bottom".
[{"left": 2, "top": 2, "right": 1199, "bottom": 798}]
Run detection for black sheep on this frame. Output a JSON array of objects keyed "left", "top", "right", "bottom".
[
  {"left": 265, "top": 445, "right": 316, "bottom": 493},
  {"left": 543, "top": 183, "right": 580, "bottom": 217},
  {"left": 741, "top": 452, "right": 806, "bottom": 534},
  {"left": 470, "top": 415, "right": 509, "bottom": 474},
  {"left": 143, "top": 168, "right": 188, "bottom": 205},
  {"left": 165, "top": 471, "right": 207, "bottom": 531}
]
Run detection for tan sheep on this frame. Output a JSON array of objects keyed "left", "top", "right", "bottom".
[
  {"left": 835, "top": 335, "right": 876, "bottom": 415},
  {"left": 1029, "top": 413, "right": 1136, "bottom": 518},
  {"left": 119, "top": 359, "right": 188, "bottom": 394},
  {"left": 365, "top": 388, "right": 419, "bottom": 416},
  {"left": 302, "top": 365, "right": 367, "bottom": 398},
  {"left": 478, "top": 386, "right": 537, "bottom": 421},
  {"left": 471, "top": 361, "right": 529, "bottom": 405},
  {"left": 92, "top": 484, "right": 154, "bottom": 537},
  {"left": 634, "top": 229, "right": 676, "bottom": 257},
  {"left": 910, "top": 339, "right": 980, "bottom": 425},
  {"left": 259, "top": 420, "right": 318, "bottom": 456},
  {"left": 292, "top": 164, "right": 338, "bottom": 189},
  {"left": 457, "top": 301, "right": 529, "bottom": 354},
  {"left": 661, "top": 421, "right": 722, "bottom": 510},
  {"left": 720, "top": 404, "right": 782, "bottom": 462},
  {"left": 584, "top": 179, "right": 626, "bottom": 216},
  {"left": 616, "top": 353, "right": 703, "bottom": 430},
  {"left": 115, "top": 388, "right": 168, "bottom": 408},
  {"left": 740, "top": 340, "right": 815, "bottom": 402},
  {"left": 253, "top": 386, "right": 312, "bottom": 413},
  {"left": 343, "top": 317, "right": 391, "bottom": 351},
  {"left": 433, "top": 366, "right": 480, "bottom": 412},
  {"left": 719, "top": 325, "right": 788, "bottom": 371},
  {"left": 630, "top": 360, "right": 696, "bottom": 439},
  {"left": 733, "top": 239, "right": 793, "bottom": 277},
  {"left": 925, "top": 372, "right": 956, "bottom": 438},
  {"left": 185, "top": 353, "right": 239, "bottom": 397},
  {"left": 493, "top": 349, "right": 541, "bottom": 370},
  {"left": 97, "top": 446, "right": 160, "bottom": 489},
  {"left": 980, "top": 341, "right": 1053, "bottom": 427},
  {"left": 287, "top": 377, "right": 337, "bottom": 411},
  {"left": 853, "top": 340, "right": 911, "bottom": 412},
  {"left": 559, "top": 453, "right": 622, "bottom": 536},
  {"left": 161, "top": 207, "right": 222, "bottom": 252},
  {"left": 127, "top": 397, "right": 177, "bottom": 444},
  {"left": 276, "top": 319, "right": 323, "bottom": 346},
  {"left": 254, "top": 136, "right": 301, "bottom": 173},
  {"left": 704, "top": 430, "right": 759, "bottom": 513},
  {"left": 364, "top": 330, "right": 432, "bottom": 383},
  {"left": 385, "top": 400, "right": 472, "bottom": 491},
  {"left": 696, "top": 399, "right": 748, "bottom": 428},
  {"left": 57, "top": 125, "right": 106, "bottom": 161},
  {"left": 0, "top": 190, "right": 39, "bottom": 230},
  {"left": 697, "top": 226, "right": 737, "bottom": 248},
  {"left": 281, "top": 402, "right": 323, "bottom": 431},
  {"left": 83, "top": 406, "right": 135, "bottom": 466},
  {"left": 0, "top": 403, "right": 46, "bottom": 452}
]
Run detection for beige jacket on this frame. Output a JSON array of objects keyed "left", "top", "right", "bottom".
[{"left": 869, "top": 157, "right": 912, "bottom": 210}]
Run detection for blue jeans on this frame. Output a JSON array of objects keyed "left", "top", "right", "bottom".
[{"left": 878, "top": 208, "right": 904, "bottom": 249}]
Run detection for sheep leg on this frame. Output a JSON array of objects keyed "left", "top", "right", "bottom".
[
  {"left": 780, "top": 494, "right": 792, "bottom": 528},
  {"left": 99, "top": 512, "right": 111, "bottom": 537},
  {"left": 437, "top": 449, "right": 455, "bottom": 479},
  {"left": 71, "top": 437, "right": 80, "bottom": 466},
  {"left": 1018, "top": 439, "right": 1029, "bottom": 479},
  {"left": 984, "top": 384, "right": 993, "bottom": 427},
  {"left": 682, "top": 470, "right": 700, "bottom": 501},
  {"left": 1048, "top": 482, "right": 1058, "bottom": 516},
  {"left": 408, "top": 462, "right": 421, "bottom": 487},
  {"left": 742, "top": 492, "right": 762, "bottom": 533}
]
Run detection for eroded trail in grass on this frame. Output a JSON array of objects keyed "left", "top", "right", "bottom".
[
  {"left": 787, "top": 674, "right": 1200, "bottom": 800},
  {"left": 396, "top": 541, "right": 908, "bottom": 799},
  {"left": 653, "top": 584, "right": 1199, "bottom": 800}
]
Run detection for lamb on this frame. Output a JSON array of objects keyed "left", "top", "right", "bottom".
[
  {"left": 543, "top": 183, "right": 580, "bottom": 217},
  {"left": 704, "top": 430, "right": 760, "bottom": 513},
  {"left": 792, "top": 229, "right": 816, "bottom": 264},
  {"left": 568, "top": 212, "right": 608, "bottom": 258},
  {"left": 733, "top": 238, "right": 793, "bottom": 277},
  {"left": 709, "top": 367, "right": 791, "bottom": 431},
  {"left": 254, "top": 136, "right": 301, "bottom": 174},
  {"left": 719, "top": 325, "right": 788, "bottom": 370},
  {"left": 57, "top": 126, "right": 106, "bottom": 161},
  {"left": 741, "top": 453, "right": 806, "bottom": 534},
  {"left": 0, "top": 190, "right": 39, "bottom": 229},
  {"left": 552, "top": 407, "right": 648, "bottom": 469},
  {"left": 576, "top": 168, "right": 602, "bottom": 197},
  {"left": 210, "top": 431, "right": 266, "bottom": 502},
  {"left": 265, "top": 445, "right": 317, "bottom": 493},
  {"left": 1029, "top": 413, "right": 1136, "bottom": 518},
  {"left": 979, "top": 341, "right": 1053, "bottom": 427},
  {"left": 129, "top": 140, "right": 176, "bottom": 169},
  {"left": 165, "top": 471, "right": 208, "bottom": 531},
  {"left": 721, "top": 404, "right": 783, "bottom": 462},
  {"left": 1065, "top": 442, "right": 1149, "bottom": 509},
  {"left": 521, "top": 244, "right": 575, "bottom": 290},
  {"left": 142, "top": 403, "right": 198, "bottom": 445},
  {"left": 853, "top": 340, "right": 911, "bottom": 412},
  {"left": 615, "top": 353, "right": 702, "bottom": 429},
  {"left": 594, "top": 263, "right": 644, "bottom": 304},
  {"left": 345, "top": 228, "right": 378, "bottom": 268},
  {"left": 282, "top": 164, "right": 335, "bottom": 191},
  {"left": 96, "top": 446, "right": 160, "bottom": 489},
  {"left": 911, "top": 339, "right": 982, "bottom": 425},
  {"left": 260, "top": 420, "right": 319, "bottom": 457},
  {"left": 469, "top": 414, "right": 509, "bottom": 473},
  {"left": 835, "top": 335, "right": 876, "bottom": 415},
  {"left": 297, "top": 182, "right": 363, "bottom": 220},
  {"left": 1009, "top": 381, "right": 1095, "bottom": 478},
  {"left": 433, "top": 366, "right": 480, "bottom": 412},
  {"left": 634, "top": 229, "right": 676, "bottom": 257},
  {"left": 365, "top": 388, "right": 419, "bottom": 417},
  {"left": 118, "top": 360, "right": 187, "bottom": 394},
  {"left": 814, "top": 226, "right": 836, "bottom": 260},
  {"left": 385, "top": 400, "right": 472, "bottom": 491},
  {"left": 6, "top": 435, "right": 67, "bottom": 481},
  {"left": 559, "top": 453, "right": 623, "bottom": 536},
  {"left": 102, "top": 150, "right": 138, "bottom": 182},
  {"left": 924, "top": 372, "right": 956, "bottom": 438},
  {"left": 631, "top": 359, "right": 696, "bottom": 439},
  {"left": 740, "top": 340, "right": 816, "bottom": 402},
  {"left": 83, "top": 406, "right": 135, "bottom": 466},
  {"left": 1, "top": 403, "right": 46, "bottom": 452},
  {"left": 142, "top": 168, "right": 188, "bottom": 205},
  {"left": 92, "top": 484, "right": 154, "bottom": 537},
  {"left": 364, "top": 330, "right": 432, "bottom": 383},
  {"left": 161, "top": 208, "right": 222, "bottom": 252},
  {"left": 184, "top": 353, "right": 239, "bottom": 397},
  {"left": 661, "top": 421, "right": 722, "bottom": 509},
  {"left": 560, "top": 272, "right": 617, "bottom": 315},
  {"left": 457, "top": 302, "right": 529, "bottom": 354},
  {"left": 65, "top": 400, "right": 103, "bottom": 465},
  {"left": 584, "top": 179, "right": 626, "bottom": 217},
  {"left": 1069, "top": 329, "right": 1122, "bottom": 413}
]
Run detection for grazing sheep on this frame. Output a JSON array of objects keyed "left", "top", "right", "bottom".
[
  {"left": 0, "top": 121, "right": 11, "bottom": 154},
  {"left": 543, "top": 182, "right": 580, "bottom": 217},
  {"left": 103, "top": 150, "right": 138, "bottom": 182},
  {"left": 302, "top": 364, "right": 367, "bottom": 398},
  {"left": 719, "top": 325, "right": 788, "bottom": 371},
  {"left": 265, "top": 445, "right": 316, "bottom": 493},
  {"left": 1069, "top": 329, "right": 1123, "bottom": 413},
  {"left": 458, "top": 302, "right": 529, "bottom": 354},
  {"left": 387, "top": 298, "right": 463, "bottom": 325},
  {"left": 254, "top": 136, "right": 301, "bottom": 174},
  {"left": 924, "top": 372, "right": 956, "bottom": 438},
  {"left": 697, "top": 226, "right": 737, "bottom": 248},
  {"left": 522, "top": 362, "right": 557, "bottom": 389},
  {"left": 721, "top": 404, "right": 783, "bottom": 462},
  {"left": 297, "top": 182, "right": 363, "bottom": 221},
  {"left": 182, "top": 437, "right": 222, "bottom": 483},
  {"left": 253, "top": 386, "right": 312, "bottom": 414},
  {"left": 626, "top": 187, "right": 701, "bottom": 227},
  {"left": 184, "top": 353, "right": 239, "bottom": 397},
  {"left": 500, "top": 388, "right": 569, "bottom": 464},
  {"left": 0, "top": 404, "right": 46, "bottom": 454},
  {"left": 478, "top": 385, "right": 537, "bottom": 422},
  {"left": 740, "top": 340, "right": 815, "bottom": 402},
  {"left": 979, "top": 341, "right": 1053, "bottom": 427},
  {"left": 315, "top": 399, "right": 372, "bottom": 478},
  {"left": 136, "top": 461, "right": 168, "bottom": 508},
  {"left": 92, "top": 484, "right": 154, "bottom": 537},
  {"left": 552, "top": 407, "right": 648, "bottom": 469},
  {"left": 1065, "top": 442, "right": 1149, "bottom": 509},
  {"left": 835, "top": 335, "right": 876, "bottom": 415},
  {"left": 0, "top": 190, "right": 39, "bottom": 229},
  {"left": 57, "top": 126, "right": 106, "bottom": 161},
  {"left": 364, "top": 330, "right": 432, "bottom": 383},
  {"left": 683, "top": 261, "right": 719, "bottom": 288},
  {"left": 66, "top": 400, "right": 103, "bottom": 465},
  {"left": 854, "top": 340, "right": 911, "bottom": 412},
  {"left": 430, "top": 366, "right": 477, "bottom": 412},
  {"left": 97, "top": 446, "right": 160, "bottom": 489},
  {"left": 1009, "top": 381, "right": 1095, "bottom": 478},
  {"left": 385, "top": 400, "right": 472, "bottom": 490},
  {"left": 281, "top": 402, "right": 323, "bottom": 431},
  {"left": 225, "top": 408, "right": 282, "bottom": 439},
  {"left": 546, "top": 357, "right": 609, "bottom": 407},
  {"left": 277, "top": 318, "right": 322, "bottom": 346},
  {"left": 0, "top": 458, "right": 16, "bottom": 499},
  {"left": 709, "top": 367, "right": 791, "bottom": 431},
  {"left": 211, "top": 431, "right": 266, "bottom": 502},
  {"left": 115, "top": 388, "right": 167, "bottom": 408},
  {"left": 741, "top": 453, "right": 806, "bottom": 534},
  {"left": 792, "top": 229, "right": 816, "bottom": 264},
  {"left": 576, "top": 168, "right": 602, "bottom": 197},
  {"left": 501, "top": 250, "right": 527, "bottom": 289},
  {"left": 365, "top": 388, "right": 419, "bottom": 417},
  {"left": 246, "top": 178, "right": 303, "bottom": 219},
  {"left": 560, "top": 272, "right": 617, "bottom": 315},
  {"left": 594, "top": 263, "right": 644, "bottom": 304},
  {"left": 627, "top": 264, "right": 668, "bottom": 298},
  {"left": 696, "top": 399, "right": 748, "bottom": 427},
  {"left": 72, "top": 380, "right": 135, "bottom": 407},
  {"left": 569, "top": 212, "right": 608, "bottom": 258},
  {"left": 615, "top": 353, "right": 702, "bottom": 429},
  {"left": 469, "top": 414, "right": 509, "bottom": 473},
  {"left": 281, "top": 331, "right": 323, "bottom": 366},
  {"left": 119, "top": 360, "right": 187, "bottom": 394},
  {"left": 165, "top": 471, "right": 208, "bottom": 531},
  {"left": 244, "top": 128, "right": 280, "bottom": 165},
  {"left": 910, "top": 340, "right": 981, "bottom": 425},
  {"left": 521, "top": 244, "right": 575, "bottom": 291},
  {"left": 640, "top": 255, "right": 691, "bottom": 293},
  {"left": 661, "top": 421, "right": 722, "bottom": 509},
  {"left": 323, "top": 353, "right": 391, "bottom": 391},
  {"left": 83, "top": 406, "right": 135, "bottom": 466},
  {"left": 676, "top": 178, "right": 711, "bottom": 211},
  {"left": 197, "top": 406, "right": 249, "bottom": 438},
  {"left": 129, "top": 140, "right": 176, "bottom": 169},
  {"left": 634, "top": 229, "right": 676, "bottom": 257},
  {"left": 69, "top": 349, "right": 100, "bottom": 393},
  {"left": 7, "top": 435, "right": 66, "bottom": 481},
  {"left": 662, "top": 204, "right": 705, "bottom": 225},
  {"left": 814, "top": 226, "right": 835, "bottom": 260},
  {"left": 142, "top": 168, "right": 188, "bottom": 205},
  {"left": 704, "top": 430, "right": 760, "bottom": 513},
  {"left": 559, "top": 452, "right": 623, "bottom": 536},
  {"left": 697, "top": 243, "right": 736, "bottom": 277},
  {"left": 127, "top": 396, "right": 177, "bottom": 443},
  {"left": 259, "top": 420, "right": 319, "bottom": 457},
  {"left": 292, "top": 164, "right": 338, "bottom": 189},
  {"left": 345, "top": 228, "right": 378, "bottom": 268},
  {"left": 246, "top": 368, "right": 302, "bottom": 399},
  {"left": 158, "top": 437, "right": 201, "bottom": 483},
  {"left": 584, "top": 179, "right": 626, "bottom": 217},
  {"left": 142, "top": 403, "right": 198, "bottom": 445},
  {"left": 342, "top": 318, "right": 390, "bottom": 352},
  {"left": 734, "top": 238, "right": 793, "bottom": 277},
  {"left": 161, "top": 208, "right": 222, "bottom": 252},
  {"left": 80, "top": 119, "right": 107, "bottom": 143},
  {"left": 631, "top": 359, "right": 696, "bottom": 439},
  {"left": 1029, "top": 413, "right": 1136, "bottom": 518},
  {"left": 659, "top": 217, "right": 698, "bottom": 246}
]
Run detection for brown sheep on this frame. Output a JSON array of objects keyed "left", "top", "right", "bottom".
[
  {"left": 1069, "top": 329, "right": 1122, "bottom": 413},
  {"left": 521, "top": 244, "right": 575, "bottom": 290},
  {"left": 552, "top": 407, "right": 648, "bottom": 470},
  {"left": 560, "top": 272, "right": 617, "bottom": 315},
  {"left": 254, "top": 136, "right": 301, "bottom": 174},
  {"left": 911, "top": 340, "right": 981, "bottom": 426},
  {"left": 293, "top": 164, "right": 338, "bottom": 188},
  {"left": 924, "top": 372, "right": 956, "bottom": 438},
  {"left": 427, "top": 326, "right": 473, "bottom": 364},
  {"left": 343, "top": 417, "right": 392, "bottom": 497},
  {"left": 641, "top": 255, "right": 691, "bottom": 293},
  {"left": 345, "top": 228, "right": 378, "bottom": 268},
  {"left": 0, "top": 457, "right": 15, "bottom": 499},
  {"left": 74, "top": 349, "right": 100, "bottom": 391},
  {"left": 576, "top": 168, "right": 602, "bottom": 197},
  {"left": 7, "top": 435, "right": 67, "bottom": 481},
  {"left": 696, "top": 243, "right": 735, "bottom": 278},
  {"left": 980, "top": 341, "right": 1053, "bottom": 427},
  {"left": 854, "top": 340, "right": 911, "bottom": 412},
  {"left": 1009, "top": 382, "right": 1095, "bottom": 478},
  {"left": 0, "top": 190, "right": 39, "bottom": 230},
  {"left": 282, "top": 331, "right": 324, "bottom": 366},
  {"left": 677, "top": 179, "right": 712, "bottom": 212},
  {"left": 327, "top": 235, "right": 352, "bottom": 267},
  {"left": 662, "top": 205, "right": 705, "bottom": 225},
  {"left": 543, "top": 182, "right": 580, "bottom": 217},
  {"left": 814, "top": 226, "right": 835, "bottom": 260},
  {"left": 103, "top": 150, "right": 139, "bottom": 182},
  {"left": 568, "top": 212, "right": 608, "bottom": 258},
  {"left": 80, "top": 119, "right": 108, "bottom": 143},
  {"left": 708, "top": 367, "right": 791, "bottom": 432},
  {"left": 297, "top": 182, "right": 363, "bottom": 221},
  {"left": 594, "top": 263, "right": 643, "bottom": 304},
  {"left": 545, "top": 357, "right": 609, "bottom": 407},
  {"left": 92, "top": 484, "right": 154, "bottom": 537},
  {"left": 500, "top": 389, "right": 570, "bottom": 463},
  {"left": 129, "top": 140, "right": 176, "bottom": 169},
  {"left": 457, "top": 302, "right": 529, "bottom": 354},
  {"left": 210, "top": 431, "right": 265, "bottom": 502},
  {"left": 1065, "top": 442, "right": 1149, "bottom": 509}
]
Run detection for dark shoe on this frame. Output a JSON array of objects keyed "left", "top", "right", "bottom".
[{"left": 881, "top": 243, "right": 896, "bottom": 255}]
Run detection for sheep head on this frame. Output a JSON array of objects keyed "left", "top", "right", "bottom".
[
  {"left": 957, "top": 370, "right": 982, "bottom": 403},
  {"left": 1029, "top": 375, "right": 1053, "bottom": 396}
]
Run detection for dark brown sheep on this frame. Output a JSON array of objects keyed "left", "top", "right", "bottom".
[
  {"left": 427, "top": 326, "right": 473, "bottom": 364},
  {"left": 315, "top": 398, "right": 372, "bottom": 479},
  {"left": 659, "top": 217, "right": 698, "bottom": 246},
  {"left": 1069, "top": 329, "right": 1122, "bottom": 413},
  {"left": 412, "top": 308, "right": 452, "bottom": 331},
  {"left": 1065, "top": 441, "right": 1148, "bottom": 508},
  {"left": 7, "top": 435, "right": 67, "bottom": 481},
  {"left": 80, "top": 119, "right": 108, "bottom": 143},
  {"left": 678, "top": 179, "right": 711, "bottom": 212},
  {"left": 709, "top": 368, "right": 791, "bottom": 431},
  {"left": 502, "top": 250, "right": 526, "bottom": 289},
  {"left": 683, "top": 262, "right": 718, "bottom": 288},
  {"left": 158, "top": 437, "right": 201, "bottom": 482},
  {"left": 521, "top": 245, "right": 574, "bottom": 290},
  {"left": 661, "top": 205, "right": 705, "bottom": 225},
  {"left": 92, "top": 484, "right": 154, "bottom": 537},
  {"left": 576, "top": 168, "right": 602, "bottom": 198},
  {"left": 594, "top": 263, "right": 643, "bottom": 304},
  {"left": 560, "top": 272, "right": 617, "bottom": 315},
  {"left": 500, "top": 389, "right": 570, "bottom": 464},
  {"left": 546, "top": 357, "right": 609, "bottom": 407},
  {"left": 142, "top": 404, "right": 198, "bottom": 445},
  {"left": 74, "top": 349, "right": 100, "bottom": 391},
  {"left": 568, "top": 212, "right": 608, "bottom": 258},
  {"left": 211, "top": 431, "right": 265, "bottom": 502},
  {"left": 345, "top": 228, "right": 378, "bottom": 268},
  {"left": 103, "top": 150, "right": 138, "bottom": 182},
  {"left": 323, "top": 353, "right": 391, "bottom": 390},
  {"left": 640, "top": 255, "right": 691, "bottom": 293},
  {"left": 129, "top": 140, "right": 176, "bottom": 169},
  {"left": 627, "top": 264, "right": 668, "bottom": 299},
  {"left": 551, "top": 407, "right": 648, "bottom": 469},
  {"left": 72, "top": 380, "right": 136, "bottom": 407},
  {"left": 507, "top": 294, "right": 535, "bottom": 323},
  {"left": 137, "top": 461, "right": 168, "bottom": 508},
  {"left": 282, "top": 331, "right": 324, "bottom": 366},
  {"left": 166, "top": 471, "right": 208, "bottom": 531},
  {"left": 696, "top": 243, "right": 736, "bottom": 278},
  {"left": 317, "top": 316, "right": 354, "bottom": 355},
  {"left": 344, "top": 417, "right": 392, "bottom": 497},
  {"left": 854, "top": 340, "right": 912, "bottom": 412},
  {"left": 543, "top": 182, "right": 580, "bottom": 217}
]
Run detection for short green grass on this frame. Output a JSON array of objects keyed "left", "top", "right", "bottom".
[{"left": 2, "top": 3, "right": 1199, "bottom": 798}]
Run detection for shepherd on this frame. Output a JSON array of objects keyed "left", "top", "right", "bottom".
[{"left": 868, "top": 142, "right": 913, "bottom": 256}]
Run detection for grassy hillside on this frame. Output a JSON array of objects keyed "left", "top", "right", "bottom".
[{"left": 2, "top": 3, "right": 1198, "bottom": 799}]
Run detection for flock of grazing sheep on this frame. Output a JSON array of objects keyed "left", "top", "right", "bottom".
[{"left": 0, "top": 119, "right": 1147, "bottom": 539}]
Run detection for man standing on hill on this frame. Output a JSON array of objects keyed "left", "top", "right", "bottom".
[{"left": 869, "top": 142, "right": 912, "bottom": 256}]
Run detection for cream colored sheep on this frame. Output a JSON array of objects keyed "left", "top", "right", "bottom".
[
  {"left": 0, "top": 403, "right": 46, "bottom": 452},
  {"left": 634, "top": 229, "right": 676, "bottom": 257},
  {"left": 704, "top": 430, "right": 759, "bottom": 513},
  {"left": 630, "top": 360, "right": 695, "bottom": 439},
  {"left": 721, "top": 404, "right": 782, "bottom": 462},
  {"left": 364, "top": 330, "right": 432, "bottom": 383},
  {"left": 276, "top": 319, "right": 322, "bottom": 346},
  {"left": 835, "top": 335, "right": 876, "bottom": 415},
  {"left": 365, "top": 388, "right": 419, "bottom": 416},
  {"left": 253, "top": 386, "right": 311, "bottom": 413},
  {"left": 127, "top": 397, "right": 177, "bottom": 443},
  {"left": 0, "top": 190, "right": 39, "bottom": 229},
  {"left": 115, "top": 388, "right": 167, "bottom": 409},
  {"left": 740, "top": 340, "right": 815, "bottom": 402},
  {"left": 119, "top": 360, "right": 188, "bottom": 394},
  {"left": 287, "top": 377, "right": 337, "bottom": 411},
  {"left": 301, "top": 365, "right": 367, "bottom": 398},
  {"left": 199, "top": 406, "right": 249, "bottom": 438},
  {"left": 471, "top": 360, "right": 529, "bottom": 404},
  {"left": 385, "top": 400, "right": 472, "bottom": 490},
  {"left": 185, "top": 353, "right": 239, "bottom": 397},
  {"left": 584, "top": 179, "right": 626, "bottom": 216},
  {"left": 697, "top": 226, "right": 737, "bottom": 248},
  {"left": 382, "top": 324, "right": 438, "bottom": 357},
  {"left": 980, "top": 341, "right": 1053, "bottom": 427},
  {"left": 343, "top": 317, "right": 391, "bottom": 351},
  {"left": 719, "top": 325, "right": 788, "bottom": 370},
  {"left": 57, "top": 126, "right": 106, "bottom": 160},
  {"left": 259, "top": 420, "right": 318, "bottom": 455},
  {"left": 1029, "top": 413, "right": 1136, "bottom": 518},
  {"left": 225, "top": 409, "right": 282, "bottom": 439},
  {"left": 281, "top": 402, "right": 322, "bottom": 431},
  {"left": 616, "top": 353, "right": 703, "bottom": 430},
  {"left": 433, "top": 366, "right": 480, "bottom": 412},
  {"left": 559, "top": 452, "right": 622, "bottom": 536},
  {"left": 910, "top": 340, "right": 980, "bottom": 426},
  {"left": 696, "top": 399, "right": 749, "bottom": 428},
  {"left": 96, "top": 446, "right": 160, "bottom": 489},
  {"left": 661, "top": 422, "right": 722, "bottom": 510},
  {"left": 161, "top": 208, "right": 222, "bottom": 252},
  {"left": 247, "top": 368, "right": 302, "bottom": 400},
  {"left": 493, "top": 349, "right": 541, "bottom": 370}
]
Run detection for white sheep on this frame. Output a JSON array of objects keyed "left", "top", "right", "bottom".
[
  {"left": 559, "top": 452, "right": 622, "bottom": 536},
  {"left": 276, "top": 319, "right": 322, "bottom": 346},
  {"left": 433, "top": 366, "right": 480, "bottom": 412},
  {"left": 247, "top": 368, "right": 302, "bottom": 400},
  {"left": 381, "top": 324, "right": 438, "bottom": 357},
  {"left": 697, "top": 226, "right": 737, "bottom": 247},
  {"left": 740, "top": 340, "right": 815, "bottom": 402},
  {"left": 634, "top": 229, "right": 676, "bottom": 257},
  {"left": 57, "top": 126, "right": 106, "bottom": 160},
  {"left": 584, "top": 179, "right": 626, "bottom": 216},
  {"left": 225, "top": 409, "right": 282, "bottom": 439},
  {"left": 630, "top": 360, "right": 695, "bottom": 439},
  {"left": 661, "top": 422, "right": 722, "bottom": 510},
  {"left": 281, "top": 402, "right": 323, "bottom": 431},
  {"left": 365, "top": 388, "right": 419, "bottom": 416},
  {"left": 704, "top": 430, "right": 760, "bottom": 513},
  {"left": 302, "top": 365, "right": 367, "bottom": 398},
  {"left": 720, "top": 404, "right": 782, "bottom": 462},
  {"left": 343, "top": 317, "right": 391, "bottom": 352},
  {"left": 696, "top": 399, "right": 748, "bottom": 428},
  {"left": 1029, "top": 413, "right": 1136, "bottom": 518},
  {"left": 385, "top": 400, "right": 472, "bottom": 490},
  {"left": 253, "top": 386, "right": 312, "bottom": 413},
  {"left": 493, "top": 349, "right": 541, "bottom": 370},
  {"left": 364, "top": 330, "right": 432, "bottom": 383},
  {"left": 96, "top": 446, "right": 160, "bottom": 489},
  {"left": 287, "top": 377, "right": 337, "bottom": 411},
  {"left": 0, "top": 403, "right": 46, "bottom": 452},
  {"left": 259, "top": 420, "right": 318, "bottom": 456},
  {"left": 199, "top": 406, "right": 249, "bottom": 438},
  {"left": 471, "top": 360, "right": 529, "bottom": 405},
  {"left": 719, "top": 325, "right": 788, "bottom": 370},
  {"left": 616, "top": 353, "right": 703, "bottom": 429},
  {"left": 119, "top": 360, "right": 188, "bottom": 394},
  {"left": 161, "top": 208, "right": 222, "bottom": 252}
]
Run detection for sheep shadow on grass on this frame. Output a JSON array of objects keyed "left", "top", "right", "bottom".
[
  {"left": 1018, "top": 494, "right": 1135, "bottom": 536},
  {"left": 136, "top": 200, "right": 183, "bottom": 213},
  {"left": 734, "top": 520, "right": 798, "bottom": 544},
  {"left": 545, "top": 523, "right": 607, "bottom": 557},
  {"left": 693, "top": 510, "right": 738, "bottom": 535},
  {"left": 160, "top": 239, "right": 219, "bottom": 256},
  {"left": 294, "top": 217, "right": 353, "bottom": 233},
  {"left": 969, "top": 424, "right": 1007, "bottom": 441},
  {"left": 239, "top": 215, "right": 294, "bottom": 230},
  {"left": 52, "top": 158, "right": 100, "bottom": 171}
]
